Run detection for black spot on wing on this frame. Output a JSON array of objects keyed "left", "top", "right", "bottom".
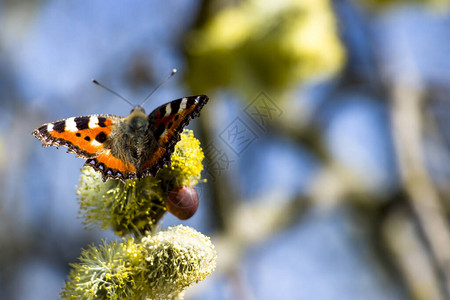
[
  {"left": 98, "top": 117, "right": 107, "bottom": 127},
  {"left": 170, "top": 100, "right": 181, "bottom": 115},
  {"left": 187, "top": 97, "right": 196, "bottom": 108},
  {"left": 95, "top": 132, "right": 107, "bottom": 143},
  {"left": 53, "top": 120, "right": 65, "bottom": 133},
  {"left": 159, "top": 105, "right": 166, "bottom": 117},
  {"left": 75, "top": 117, "right": 90, "bottom": 130},
  {"left": 76, "top": 133, "right": 81, "bottom": 137},
  {"left": 154, "top": 123, "right": 165, "bottom": 139},
  {"left": 36, "top": 125, "right": 48, "bottom": 137},
  {"left": 33, "top": 125, "right": 49, "bottom": 143},
  {"left": 84, "top": 136, "right": 91, "bottom": 141}
]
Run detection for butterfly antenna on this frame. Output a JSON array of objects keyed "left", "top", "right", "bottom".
[
  {"left": 140, "top": 68, "right": 177, "bottom": 107},
  {"left": 92, "top": 79, "right": 135, "bottom": 107}
]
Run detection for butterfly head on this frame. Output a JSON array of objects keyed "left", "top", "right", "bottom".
[
  {"left": 127, "top": 106, "right": 149, "bottom": 133},
  {"left": 130, "top": 105, "right": 145, "bottom": 114}
]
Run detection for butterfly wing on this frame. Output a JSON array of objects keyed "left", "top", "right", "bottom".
[
  {"left": 142, "top": 95, "right": 209, "bottom": 176},
  {"left": 33, "top": 114, "right": 122, "bottom": 158}
]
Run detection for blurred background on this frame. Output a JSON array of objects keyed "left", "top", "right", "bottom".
[{"left": 1, "top": 0, "right": 450, "bottom": 299}]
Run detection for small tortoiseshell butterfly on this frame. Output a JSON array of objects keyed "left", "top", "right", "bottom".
[{"left": 33, "top": 85, "right": 208, "bottom": 182}]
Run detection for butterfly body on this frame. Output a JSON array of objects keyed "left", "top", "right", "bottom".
[
  {"left": 104, "top": 107, "right": 154, "bottom": 176},
  {"left": 33, "top": 95, "right": 209, "bottom": 181}
]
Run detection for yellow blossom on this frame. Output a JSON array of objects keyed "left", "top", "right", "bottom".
[{"left": 61, "top": 226, "right": 216, "bottom": 300}]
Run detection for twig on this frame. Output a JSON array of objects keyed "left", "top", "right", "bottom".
[{"left": 390, "top": 78, "right": 450, "bottom": 298}]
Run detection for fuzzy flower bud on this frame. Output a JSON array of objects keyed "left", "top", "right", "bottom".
[
  {"left": 61, "top": 226, "right": 216, "bottom": 300},
  {"left": 61, "top": 240, "right": 139, "bottom": 300},
  {"left": 137, "top": 225, "right": 217, "bottom": 300}
]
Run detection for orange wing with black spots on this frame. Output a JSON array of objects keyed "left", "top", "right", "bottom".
[
  {"left": 32, "top": 114, "right": 137, "bottom": 181},
  {"left": 142, "top": 95, "right": 209, "bottom": 176},
  {"left": 33, "top": 114, "right": 121, "bottom": 158}
]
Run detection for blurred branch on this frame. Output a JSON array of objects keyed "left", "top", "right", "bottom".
[
  {"left": 383, "top": 205, "right": 444, "bottom": 300},
  {"left": 390, "top": 78, "right": 450, "bottom": 298},
  {"left": 422, "top": 102, "right": 450, "bottom": 208}
]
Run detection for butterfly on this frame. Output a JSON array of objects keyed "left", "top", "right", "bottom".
[{"left": 33, "top": 95, "right": 209, "bottom": 182}]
